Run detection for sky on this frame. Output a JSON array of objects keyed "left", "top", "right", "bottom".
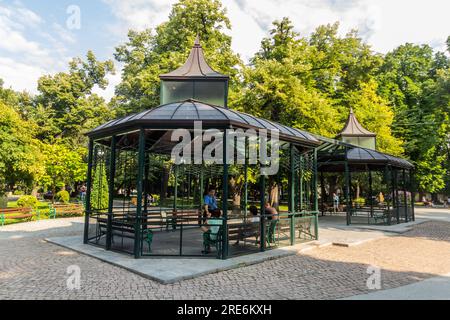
[{"left": 0, "top": 0, "right": 449, "bottom": 101}]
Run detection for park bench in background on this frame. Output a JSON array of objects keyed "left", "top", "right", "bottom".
[
  {"left": 50, "top": 203, "right": 84, "bottom": 218},
  {"left": 171, "top": 209, "right": 201, "bottom": 226},
  {"left": 1, "top": 207, "right": 33, "bottom": 226}
]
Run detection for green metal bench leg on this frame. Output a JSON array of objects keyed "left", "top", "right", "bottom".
[{"left": 146, "top": 230, "right": 153, "bottom": 252}]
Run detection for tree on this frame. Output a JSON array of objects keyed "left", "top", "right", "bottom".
[
  {"left": 91, "top": 164, "right": 109, "bottom": 211},
  {"left": 34, "top": 51, "right": 115, "bottom": 146},
  {"left": 113, "top": 0, "right": 242, "bottom": 115},
  {"left": 39, "top": 142, "right": 86, "bottom": 201},
  {"left": 239, "top": 19, "right": 341, "bottom": 137},
  {"left": 0, "top": 100, "right": 43, "bottom": 194},
  {"left": 377, "top": 43, "right": 450, "bottom": 193},
  {"left": 239, "top": 18, "right": 402, "bottom": 154}
]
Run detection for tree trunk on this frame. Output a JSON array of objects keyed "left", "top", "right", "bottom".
[{"left": 161, "top": 164, "right": 170, "bottom": 201}]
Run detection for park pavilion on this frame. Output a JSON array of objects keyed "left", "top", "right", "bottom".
[{"left": 83, "top": 38, "right": 414, "bottom": 259}]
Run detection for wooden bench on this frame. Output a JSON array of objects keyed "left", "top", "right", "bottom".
[
  {"left": 1, "top": 208, "right": 33, "bottom": 226},
  {"left": 96, "top": 217, "right": 153, "bottom": 251},
  {"left": 171, "top": 209, "right": 202, "bottom": 226},
  {"left": 373, "top": 209, "right": 392, "bottom": 224},
  {"left": 51, "top": 203, "right": 84, "bottom": 218},
  {"left": 228, "top": 222, "right": 260, "bottom": 245}
]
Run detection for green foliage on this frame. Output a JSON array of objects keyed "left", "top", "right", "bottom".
[
  {"left": 113, "top": 0, "right": 242, "bottom": 115},
  {"left": 150, "top": 194, "right": 160, "bottom": 206},
  {"left": 91, "top": 164, "right": 109, "bottom": 211},
  {"left": 34, "top": 51, "right": 115, "bottom": 145},
  {"left": 17, "top": 195, "right": 39, "bottom": 208},
  {"left": 56, "top": 190, "right": 70, "bottom": 204},
  {"left": 377, "top": 43, "right": 450, "bottom": 192},
  {"left": 0, "top": 100, "right": 44, "bottom": 194},
  {"left": 354, "top": 197, "right": 366, "bottom": 206},
  {"left": 0, "top": 195, "right": 7, "bottom": 209},
  {"left": 39, "top": 142, "right": 87, "bottom": 196},
  {"left": 238, "top": 19, "right": 403, "bottom": 156}
]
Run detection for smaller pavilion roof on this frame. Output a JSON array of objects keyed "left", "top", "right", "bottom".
[
  {"left": 316, "top": 136, "right": 413, "bottom": 170},
  {"left": 159, "top": 37, "right": 229, "bottom": 80},
  {"left": 346, "top": 147, "right": 413, "bottom": 169},
  {"left": 336, "top": 107, "right": 376, "bottom": 138}
]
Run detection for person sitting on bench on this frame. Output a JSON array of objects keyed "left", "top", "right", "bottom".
[
  {"left": 264, "top": 202, "right": 278, "bottom": 244},
  {"left": 201, "top": 210, "right": 222, "bottom": 254},
  {"left": 233, "top": 206, "right": 260, "bottom": 246},
  {"left": 249, "top": 205, "right": 260, "bottom": 223},
  {"left": 204, "top": 187, "right": 222, "bottom": 218}
]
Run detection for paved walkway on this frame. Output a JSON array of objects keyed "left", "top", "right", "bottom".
[
  {"left": 1, "top": 209, "right": 449, "bottom": 299},
  {"left": 342, "top": 273, "right": 450, "bottom": 300}
]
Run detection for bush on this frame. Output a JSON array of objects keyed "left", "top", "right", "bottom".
[
  {"left": 150, "top": 194, "right": 160, "bottom": 206},
  {"left": 0, "top": 195, "right": 7, "bottom": 209},
  {"left": 354, "top": 197, "right": 366, "bottom": 207},
  {"left": 13, "top": 190, "right": 24, "bottom": 195},
  {"left": 56, "top": 190, "right": 70, "bottom": 204},
  {"left": 17, "top": 195, "right": 39, "bottom": 208}
]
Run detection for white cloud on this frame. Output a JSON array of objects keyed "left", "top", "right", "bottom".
[
  {"left": 0, "top": 2, "right": 74, "bottom": 94},
  {"left": 52, "top": 22, "right": 76, "bottom": 44},
  {"left": 224, "top": 0, "right": 450, "bottom": 58},
  {"left": 102, "top": 0, "right": 175, "bottom": 37},
  {"left": 0, "top": 57, "right": 45, "bottom": 93}
]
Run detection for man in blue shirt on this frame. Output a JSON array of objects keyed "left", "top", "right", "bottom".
[{"left": 203, "top": 187, "right": 221, "bottom": 217}]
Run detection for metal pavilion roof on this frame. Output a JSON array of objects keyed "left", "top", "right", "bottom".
[
  {"left": 88, "top": 99, "right": 320, "bottom": 146},
  {"left": 346, "top": 147, "right": 413, "bottom": 169},
  {"left": 336, "top": 107, "right": 376, "bottom": 138},
  {"left": 316, "top": 136, "right": 413, "bottom": 170},
  {"left": 159, "top": 36, "right": 229, "bottom": 80}
]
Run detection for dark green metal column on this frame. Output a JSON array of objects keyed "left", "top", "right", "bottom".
[
  {"left": 243, "top": 136, "right": 249, "bottom": 221},
  {"left": 344, "top": 161, "right": 351, "bottom": 226},
  {"left": 410, "top": 170, "right": 415, "bottom": 221},
  {"left": 313, "top": 149, "right": 319, "bottom": 240},
  {"left": 313, "top": 149, "right": 318, "bottom": 213},
  {"left": 222, "top": 130, "right": 229, "bottom": 259},
  {"left": 143, "top": 154, "right": 150, "bottom": 215},
  {"left": 289, "top": 144, "right": 295, "bottom": 245},
  {"left": 134, "top": 128, "right": 146, "bottom": 258},
  {"left": 385, "top": 165, "right": 392, "bottom": 225},
  {"left": 368, "top": 167, "right": 373, "bottom": 223},
  {"left": 403, "top": 169, "right": 408, "bottom": 222},
  {"left": 199, "top": 167, "right": 204, "bottom": 206},
  {"left": 106, "top": 136, "right": 116, "bottom": 250},
  {"left": 260, "top": 172, "right": 266, "bottom": 252},
  {"left": 299, "top": 155, "right": 303, "bottom": 212},
  {"left": 289, "top": 144, "right": 295, "bottom": 212},
  {"left": 173, "top": 165, "right": 178, "bottom": 212},
  {"left": 393, "top": 168, "right": 400, "bottom": 224},
  {"left": 320, "top": 171, "right": 325, "bottom": 216},
  {"left": 83, "top": 139, "right": 94, "bottom": 244}
]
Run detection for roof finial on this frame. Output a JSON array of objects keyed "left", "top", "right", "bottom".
[
  {"left": 194, "top": 34, "right": 201, "bottom": 47},
  {"left": 349, "top": 106, "right": 354, "bottom": 114}
]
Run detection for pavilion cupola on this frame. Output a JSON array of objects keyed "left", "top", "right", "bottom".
[
  {"left": 336, "top": 107, "right": 377, "bottom": 150},
  {"left": 159, "top": 36, "right": 229, "bottom": 107}
]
